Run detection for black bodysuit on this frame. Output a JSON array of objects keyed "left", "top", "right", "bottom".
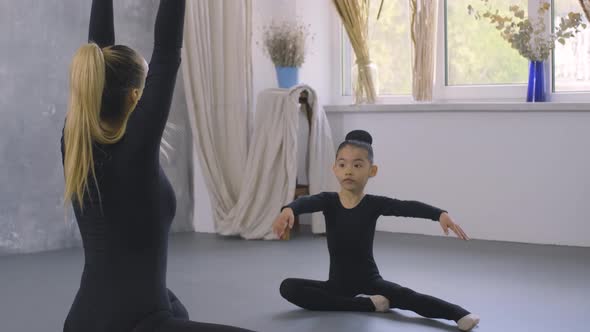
[
  {"left": 279, "top": 192, "right": 470, "bottom": 321},
  {"left": 286, "top": 192, "right": 445, "bottom": 283},
  {"left": 61, "top": 1, "right": 252, "bottom": 331}
]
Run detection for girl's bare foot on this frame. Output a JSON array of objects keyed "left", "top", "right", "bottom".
[
  {"left": 369, "top": 295, "right": 390, "bottom": 312},
  {"left": 457, "top": 313, "right": 480, "bottom": 331}
]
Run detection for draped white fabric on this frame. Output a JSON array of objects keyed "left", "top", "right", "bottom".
[
  {"left": 299, "top": 86, "right": 340, "bottom": 233},
  {"left": 230, "top": 88, "right": 298, "bottom": 239},
  {"left": 181, "top": 0, "right": 254, "bottom": 236},
  {"left": 237, "top": 85, "right": 338, "bottom": 238}
]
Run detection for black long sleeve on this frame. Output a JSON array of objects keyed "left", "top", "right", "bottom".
[
  {"left": 376, "top": 196, "right": 445, "bottom": 221},
  {"left": 283, "top": 192, "right": 329, "bottom": 216},
  {"left": 86, "top": 0, "right": 187, "bottom": 156},
  {"left": 281, "top": 192, "right": 446, "bottom": 283},
  {"left": 88, "top": 0, "right": 114, "bottom": 47},
  {"left": 153, "top": 0, "right": 185, "bottom": 56},
  {"left": 125, "top": 0, "right": 186, "bottom": 156}
]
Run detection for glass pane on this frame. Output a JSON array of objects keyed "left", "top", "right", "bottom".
[
  {"left": 554, "top": 0, "right": 590, "bottom": 92},
  {"left": 446, "top": 0, "right": 528, "bottom": 85},
  {"left": 349, "top": 0, "right": 412, "bottom": 95}
]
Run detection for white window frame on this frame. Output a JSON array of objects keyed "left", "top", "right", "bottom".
[
  {"left": 548, "top": 0, "right": 590, "bottom": 101},
  {"left": 333, "top": 0, "right": 590, "bottom": 103}
]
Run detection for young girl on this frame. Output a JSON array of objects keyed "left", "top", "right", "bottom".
[
  {"left": 61, "top": 1, "right": 252, "bottom": 331},
  {"left": 272, "top": 130, "right": 480, "bottom": 331}
]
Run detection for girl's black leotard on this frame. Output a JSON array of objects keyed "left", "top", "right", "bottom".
[
  {"left": 284, "top": 192, "right": 446, "bottom": 284},
  {"left": 61, "top": 1, "right": 253, "bottom": 331},
  {"left": 280, "top": 193, "right": 469, "bottom": 321}
]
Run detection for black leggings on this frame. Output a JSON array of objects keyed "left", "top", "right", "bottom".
[
  {"left": 279, "top": 278, "right": 469, "bottom": 322},
  {"left": 131, "top": 289, "right": 255, "bottom": 332}
]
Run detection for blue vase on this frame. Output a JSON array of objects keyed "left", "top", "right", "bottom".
[
  {"left": 526, "top": 61, "right": 546, "bottom": 102},
  {"left": 275, "top": 66, "right": 299, "bottom": 89}
]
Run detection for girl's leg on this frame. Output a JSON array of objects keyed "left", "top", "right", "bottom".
[
  {"left": 279, "top": 278, "right": 374, "bottom": 312},
  {"left": 364, "top": 279, "right": 470, "bottom": 321}
]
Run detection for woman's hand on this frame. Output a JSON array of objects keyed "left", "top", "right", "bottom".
[
  {"left": 439, "top": 212, "right": 470, "bottom": 240},
  {"left": 272, "top": 208, "right": 295, "bottom": 240}
]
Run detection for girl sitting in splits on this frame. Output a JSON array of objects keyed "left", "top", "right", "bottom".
[
  {"left": 272, "top": 130, "right": 480, "bottom": 331},
  {"left": 61, "top": 1, "right": 253, "bottom": 331}
]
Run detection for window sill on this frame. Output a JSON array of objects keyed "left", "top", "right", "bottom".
[{"left": 324, "top": 102, "right": 590, "bottom": 113}]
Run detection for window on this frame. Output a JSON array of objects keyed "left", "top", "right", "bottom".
[
  {"left": 339, "top": 0, "right": 590, "bottom": 100},
  {"left": 343, "top": 0, "right": 411, "bottom": 96},
  {"left": 446, "top": 0, "right": 528, "bottom": 86},
  {"left": 553, "top": 0, "right": 590, "bottom": 92}
]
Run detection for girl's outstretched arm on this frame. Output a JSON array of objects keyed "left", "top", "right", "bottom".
[
  {"left": 378, "top": 196, "right": 469, "bottom": 240},
  {"left": 282, "top": 192, "right": 329, "bottom": 216},
  {"left": 439, "top": 212, "right": 469, "bottom": 240},
  {"left": 273, "top": 192, "right": 330, "bottom": 239},
  {"left": 378, "top": 196, "right": 445, "bottom": 220}
]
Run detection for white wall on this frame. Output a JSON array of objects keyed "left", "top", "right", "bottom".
[
  {"left": 327, "top": 110, "right": 590, "bottom": 247},
  {"left": 295, "top": 0, "right": 335, "bottom": 105}
]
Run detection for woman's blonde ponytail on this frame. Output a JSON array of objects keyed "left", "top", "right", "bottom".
[{"left": 63, "top": 43, "right": 105, "bottom": 210}]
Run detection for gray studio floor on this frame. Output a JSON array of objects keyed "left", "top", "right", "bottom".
[{"left": 1, "top": 227, "right": 589, "bottom": 332}]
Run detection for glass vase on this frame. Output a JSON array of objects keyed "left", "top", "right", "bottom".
[
  {"left": 526, "top": 61, "right": 546, "bottom": 102},
  {"left": 351, "top": 61, "right": 379, "bottom": 104}
]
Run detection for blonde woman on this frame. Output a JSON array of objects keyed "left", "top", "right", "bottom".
[{"left": 61, "top": 1, "right": 253, "bottom": 331}]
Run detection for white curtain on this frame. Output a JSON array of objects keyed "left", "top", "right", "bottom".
[
  {"left": 229, "top": 88, "right": 298, "bottom": 239},
  {"left": 182, "top": 0, "right": 254, "bottom": 236}
]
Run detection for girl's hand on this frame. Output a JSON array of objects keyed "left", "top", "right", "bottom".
[
  {"left": 439, "top": 212, "right": 470, "bottom": 240},
  {"left": 272, "top": 208, "right": 295, "bottom": 240}
]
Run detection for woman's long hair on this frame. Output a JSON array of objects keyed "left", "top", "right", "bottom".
[{"left": 63, "top": 43, "right": 145, "bottom": 210}]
